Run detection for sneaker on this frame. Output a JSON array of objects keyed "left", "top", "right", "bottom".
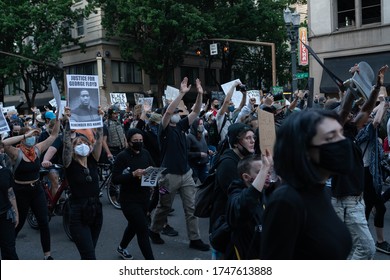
[
  {"left": 44, "top": 256, "right": 54, "bottom": 260},
  {"left": 189, "top": 239, "right": 210, "bottom": 251},
  {"left": 161, "top": 224, "right": 178, "bottom": 236},
  {"left": 149, "top": 230, "right": 165, "bottom": 244},
  {"left": 376, "top": 241, "right": 390, "bottom": 254},
  {"left": 117, "top": 246, "right": 134, "bottom": 260}
]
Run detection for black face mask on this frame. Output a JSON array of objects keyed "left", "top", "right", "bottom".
[
  {"left": 214, "top": 104, "right": 220, "bottom": 110},
  {"left": 131, "top": 142, "right": 143, "bottom": 152},
  {"left": 237, "top": 142, "right": 254, "bottom": 157},
  {"left": 311, "top": 138, "right": 353, "bottom": 174}
]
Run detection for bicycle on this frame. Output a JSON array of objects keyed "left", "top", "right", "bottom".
[
  {"left": 98, "top": 160, "right": 121, "bottom": 209},
  {"left": 27, "top": 164, "right": 73, "bottom": 241}
]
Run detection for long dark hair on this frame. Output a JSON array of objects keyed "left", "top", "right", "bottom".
[{"left": 273, "top": 109, "right": 341, "bottom": 189}]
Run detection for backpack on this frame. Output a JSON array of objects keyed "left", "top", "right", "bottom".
[{"left": 194, "top": 154, "right": 233, "bottom": 218}]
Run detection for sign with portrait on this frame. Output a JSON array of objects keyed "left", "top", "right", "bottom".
[
  {"left": 110, "top": 93, "right": 127, "bottom": 110},
  {"left": 67, "top": 74, "right": 102, "bottom": 129}
]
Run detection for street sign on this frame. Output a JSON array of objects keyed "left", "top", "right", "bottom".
[
  {"left": 294, "top": 72, "right": 309, "bottom": 79},
  {"left": 210, "top": 43, "right": 218, "bottom": 55}
]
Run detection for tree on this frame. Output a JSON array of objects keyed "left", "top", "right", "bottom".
[
  {"left": 90, "top": 0, "right": 214, "bottom": 107},
  {"left": 0, "top": 0, "right": 86, "bottom": 108}
]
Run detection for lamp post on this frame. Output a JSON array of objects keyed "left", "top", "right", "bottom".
[{"left": 283, "top": 7, "right": 301, "bottom": 95}]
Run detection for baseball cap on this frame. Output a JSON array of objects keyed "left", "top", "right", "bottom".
[
  {"left": 44, "top": 111, "right": 56, "bottom": 120},
  {"left": 149, "top": 112, "right": 162, "bottom": 124}
]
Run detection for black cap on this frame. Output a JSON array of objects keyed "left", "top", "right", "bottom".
[{"left": 227, "top": 123, "right": 252, "bottom": 147}]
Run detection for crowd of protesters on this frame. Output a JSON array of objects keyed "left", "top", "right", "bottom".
[{"left": 1, "top": 64, "right": 390, "bottom": 260}]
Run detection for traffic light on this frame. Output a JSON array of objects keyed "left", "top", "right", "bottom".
[
  {"left": 195, "top": 48, "right": 202, "bottom": 56},
  {"left": 223, "top": 43, "right": 229, "bottom": 54}
]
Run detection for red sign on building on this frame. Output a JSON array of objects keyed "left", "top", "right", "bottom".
[{"left": 299, "top": 27, "right": 309, "bottom": 66}]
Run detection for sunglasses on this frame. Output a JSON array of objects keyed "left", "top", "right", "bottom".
[{"left": 84, "top": 168, "right": 92, "bottom": 182}]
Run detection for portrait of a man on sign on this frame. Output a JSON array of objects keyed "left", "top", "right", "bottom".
[{"left": 69, "top": 88, "right": 101, "bottom": 122}]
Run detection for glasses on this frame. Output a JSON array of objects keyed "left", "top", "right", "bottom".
[{"left": 84, "top": 168, "right": 92, "bottom": 182}]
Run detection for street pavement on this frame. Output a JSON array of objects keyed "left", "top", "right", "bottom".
[{"left": 14, "top": 191, "right": 390, "bottom": 260}]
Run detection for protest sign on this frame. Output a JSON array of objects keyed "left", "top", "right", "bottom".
[
  {"left": 141, "top": 167, "right": 167, "bottom": 187},
  {"left": 258, "top": 108, "right": 276, "bottom": 155},
  {"left": 110, "top": 93, "right": 127, "bottom": 110},
  {"left": 67, "top": 74, "right": 103, "bottom": 129}
]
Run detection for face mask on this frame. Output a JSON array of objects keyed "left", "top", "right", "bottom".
[
  {"left": 74, "top": 143, "right": 90, "bottom": 157},
  {"left": 311, "top": 138, "right": 353, "bottom": 174},
  {"left": 131, "top": 141, "right": 143, "bottom": 151},
  {"left": 170, "top": 114, "right": 181, "bottom": 124},
  {"left": 25, "top": 136, "right": 36, "bottom": 147},
  {"left": 214, "top": 104, "right": 220, "bottom": 110},
  {"left": 237, "top": 142, "right": 254, "bottom": 157},
  {"left": 197, "top": 125, "right": 204, "bottom": 133},
  {"left": 11, "top": 115, "right": 18, "bottom": 120},
  {"left": 228, "top": 105, "right": 235, "bottom": 112}
]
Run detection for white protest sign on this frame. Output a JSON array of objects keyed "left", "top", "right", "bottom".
[
  {"left": 141, "top": 167, "right": 167, "bottom": 187},
  {"left": 164, "top": 86, "right": 179, "bottom": 102},
  {"left": 110, "top": 93, "right": 127, "bottom": 110},
  {"left": 247, "top": 90, "right": 261, "bottom": 104},
  {"left": 1, "top": 106, "right": 16, "bottom": 114},
  {"left": 0, "top": 106, "right": 10, "bottom": 133},
  {"left": 51, "top": 77, "right": 64, "bottom": 117},
  {"left": 221, "top": 79, "right": 243, "bottom": 108},
  {"left": 134, "top": 93, "right": 144, "bottom": 105},
  {"left": 67, "top": 74, "right": 102, "bottom": 129}
]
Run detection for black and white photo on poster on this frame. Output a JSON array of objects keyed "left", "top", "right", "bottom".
[
  {"left": 0, "top": 106, "right": 10, "bottom": 133},
  {"left": 67, "top": 74, "right": 102, "bottom": 129}
]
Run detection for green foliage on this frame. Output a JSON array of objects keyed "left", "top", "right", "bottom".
[{"left": 0, "top": 0, "right": 86, "bottom": 107}]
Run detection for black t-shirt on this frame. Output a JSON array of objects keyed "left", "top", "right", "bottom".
[
  {"left": 261, "top": 184, "right": 352, "bottom": 260},
  {"left": 66, "top": 156, "right": 99, "bottom": 199},
  {"left": 159, "top": 117, "right": 191, "bottom": 175},
  {"left": 0, "top": 167, "right": 13, "bottom": 213}
]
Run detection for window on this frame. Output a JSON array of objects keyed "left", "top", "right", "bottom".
[
  {"left": 112, "top": 61, "right": 142, "bottom": 84},
  {"left": 67, "top": 62, "right": 97, "bottom": 75},
  {"left": 205, "top": 69, "right": 217, "bottom": 86},
  {"left": 362, "top": 0, "right": 381, "bottom": 25},
  {"left": 180, "top": 67, "right": 199, "bottom": 85},
  {"left": 337, "top": 0, "right": 355, "bottom": 28},
  {"left": 76, "top": 18, "right": 84, "bottom": 36}
]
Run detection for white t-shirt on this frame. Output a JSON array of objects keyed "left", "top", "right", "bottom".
[{"left": 216, "top": 111, "right": 232, "bottom": 142}]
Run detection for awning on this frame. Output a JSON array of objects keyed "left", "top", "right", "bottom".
[{"left": 320, "top": 51, "right": 390, "bottom": 94}]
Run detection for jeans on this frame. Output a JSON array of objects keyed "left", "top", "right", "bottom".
[
  {"left": 120, "top": 202, "right": 154, "bottom": 260},
  {"left": 332, "top": 196, "right": 375, "bottom": 260},
  {"left": 0, "top": 211, "right": 19, "bottom": 259},
  {"left": 14, "top": 182, "right": 51, "bottom": 254},
  {"left": 69, "top": 198, "right": 103, "bottom": 260},
  {"left": 150, "top": 169, "right": 201, "bottom": 241}
]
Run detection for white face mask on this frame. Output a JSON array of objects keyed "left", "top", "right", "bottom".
[
  {"left": 74, "top": 143, "right": 90, "bottom": 157},
  {"left": 170, "top": 114, "right": 181, "bottom": 124}
]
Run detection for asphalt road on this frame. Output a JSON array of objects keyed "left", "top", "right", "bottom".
[{"left": 14, "top": 191, "right": 390, "bottom": 260}]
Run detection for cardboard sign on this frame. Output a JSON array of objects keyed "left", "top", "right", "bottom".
[{"left": 258, "top": 108, "right": 276, "bottom": 155}]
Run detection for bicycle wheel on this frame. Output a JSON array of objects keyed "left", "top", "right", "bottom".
[
  {"left": 27, "top": 208, "right": 39, "bottom": 230},
  {"left": 62, "top": 199, "right": 73, "bottom": 241},
  {"left": 107, "top": 178, "right": 121, "bottom": 209}
]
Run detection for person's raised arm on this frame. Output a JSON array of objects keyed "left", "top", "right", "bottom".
[
  {"left": 218, "top": 80, "right": 241, "bottom": 116},
  {"left": 236, "top": 90, "right": 247, "bottom": 112},
  {"left": 188, "top": 78, "right": 204, "bottom": 125},
  {"left": 161, "top": 77, "right": 191, "bottom": 129},
  {"left": 2, "top": 128, "right": 41, "bottom": 162},
  {"left": 62, "top": 107, "right": 73, "bottom": 168},
  {"left": 36, "top": 112, "right": 60, "bottom": 154},
  {"left": 372, "top": 87, "right": 389, "bottom": 128},
  {"left": 353, "top": 65, "right": 388, "bottom": 130}
]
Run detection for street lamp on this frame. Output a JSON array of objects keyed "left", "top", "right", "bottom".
[{"left": 283, "top": 7, "right": 301, "bottom": 95}]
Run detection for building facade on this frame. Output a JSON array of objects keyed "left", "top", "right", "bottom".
[{"left": 307, "top": 0, "right": 390, "bottom": 95}]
